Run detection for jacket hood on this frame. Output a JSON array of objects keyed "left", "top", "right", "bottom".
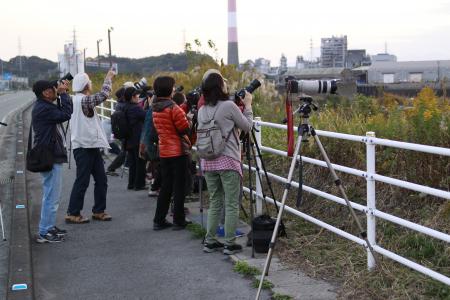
[{"left": 152, "top": 98, "right": 174, "bottom": 112}]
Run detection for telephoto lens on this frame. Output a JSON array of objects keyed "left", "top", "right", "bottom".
[
  {"left": 236, "top": 79, "right": 262, "bottom": 98},
  {"left": 288, "top": 79, "right": 337, "bottom": 95}
]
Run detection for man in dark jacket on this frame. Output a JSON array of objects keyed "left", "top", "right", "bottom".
[
  {"left": 31, "top": 79, "right": 72, "bottom": 243},
  {"left": 123, "top": 86, "right": 147, "bottom": 190}
]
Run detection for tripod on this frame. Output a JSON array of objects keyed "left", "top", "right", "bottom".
[
  {"left": 242, "top": 129, "right": 287, "bottom": 258},
  {"left": 255, "top": 97, "right": 378, "bottom": 299}
]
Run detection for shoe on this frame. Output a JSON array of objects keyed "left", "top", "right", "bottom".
[
  {"left": 127, "top": 185, "right": 135, "bottom": 190},
  {"left": 153, "top": 220, "right": 173, "bottom": 231},
  {"left": 172, "top": 220, "right": 192, "bottom": 231},
  {"left": 106, "top": 171, "right": 119, "bottom": 176},
  {"left": 36, "top": 232, "right": 64, "bottom": 243},
  {"left": 92, "top": 212, "right": 112, "bottom": 221},
  {"left": 134, "top": 186, "right": 147, "bottom": 191},
  {"left": 203, "top": 241, "right": 225, "bottom": 253},
  {"left": 223, "top": 244, "right": 243, "bottom": 255},
  {"left": 49, "top": 226, "right": 67, "bottom": 237},
  {"left": 148, "top": 190, "right": 159, "bottom": 197},
  {"left": 65, "top": 215, "right": 90, "bottom": 224}
]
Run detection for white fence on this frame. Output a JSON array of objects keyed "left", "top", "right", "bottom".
[{"left": 98, "top": 99, "right": 450, "bottom": 286}]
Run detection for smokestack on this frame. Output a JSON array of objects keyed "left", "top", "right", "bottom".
[{"left": 227, "top": 0, "right": 239, "bottom": 66}]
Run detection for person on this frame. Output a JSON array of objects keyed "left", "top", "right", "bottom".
[
  {"left": 31, "top": 79, "right": 73, "bottom": 243},
  {"left": 151, "top": 76, "right": 192, "bottom": 230},
  {"left": 139, "top": 95, "right": 161, "bottom": 197},
  {"left": 65, "top": 70, "right": 115, "bottom": 223},
  {"left": 106, "top": 87, "right": 127, "bottom": 176},
  {"left": 198, "top": 69, "right": 253, "bottom": 255},
  {"left": 123, "top": 86, "right": 147, "bottom": 190}
]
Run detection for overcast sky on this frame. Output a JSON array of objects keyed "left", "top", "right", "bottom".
[{"left": 1, "top": 0, "right": 450, "bottom": 66}]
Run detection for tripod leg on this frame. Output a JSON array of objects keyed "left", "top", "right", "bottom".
[
  {"left": 245, "top": 136, "right": 256, "bottom": 258},
  {"left": 310, "top": 128, "right": 378, "bottom": 264},
  {"left": 0, "top": 202, "right": 6, "bottom": 241},
  {"left": 256, "top": 134, "right": 304, "bottom": 300}
]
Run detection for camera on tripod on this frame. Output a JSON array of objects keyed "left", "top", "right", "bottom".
[{"left": 285, "top": 77, "right": 338, "bottom": 95}]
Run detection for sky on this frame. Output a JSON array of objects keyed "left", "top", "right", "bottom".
[{"left": 1, "top": 0, "right": 450, "bottom": 66}]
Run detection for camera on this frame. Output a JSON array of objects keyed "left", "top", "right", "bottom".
[
  {"left": 234, "top": 79, "right": 262, "bottom": 108},
  {"left": 59, "top": 72, "right": 74, "bottom": 83},
  {"left": 286, "top": 77, "right": 337, "bottom": 95},
  {"left": 186, "top": 88, "right": 201, "bottom": 124}
]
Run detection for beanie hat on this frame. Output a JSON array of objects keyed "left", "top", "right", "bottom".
[{"left": 72, "top": 73, "right": 90, "bottom": 93}]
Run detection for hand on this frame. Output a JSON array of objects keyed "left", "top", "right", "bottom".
[
  {"left": 186, "top": 111, "right": 194, "bottom": 121},
  {"left": 241, "top": 91, "right": 252, "bottom": 109},
  {"left": 57, "top": 80, "right": 69, "bottom": 94},
  {"left": 106, "top": 69, "right": 116, "bottom": 80}
]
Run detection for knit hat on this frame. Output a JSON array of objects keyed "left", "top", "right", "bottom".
[
  {"left": 123, "top": 81, "right": 135, "bottom": 88},
  {"left": 72, "top": 73, "right": 90, "bottom": 93}
]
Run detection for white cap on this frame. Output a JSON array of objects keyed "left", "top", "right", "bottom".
[{"left": 72, "top": 73, "right": 90, "bottom": 93}]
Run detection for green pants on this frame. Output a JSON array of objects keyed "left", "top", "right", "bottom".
[{"left": 204, "top": 170, "right": 241, "bottom": 245}]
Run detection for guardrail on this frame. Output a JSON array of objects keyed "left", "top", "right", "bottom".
[{"left": 97, "top": 99, "right": 450, "bottom": 286}]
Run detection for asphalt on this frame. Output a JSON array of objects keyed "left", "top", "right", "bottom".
[
  {"left": 0, "top": 91, "right": 34, "bottom": 123},
  {"left": 25, "top": 104, "right": 270, "bottom": 299}
]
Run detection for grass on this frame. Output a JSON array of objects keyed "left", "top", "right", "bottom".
[
  {"left": 272, "top": 293, "right": 293, "bottom": 300},
  {"left": 186, "top": 223, "right": 207, "bottom": 239},
  {"left": 233, "top": 261, "right": 261, "bottom": 276},
  {"left": 252, "top": 278, "right": 274, "bottom": 290}
]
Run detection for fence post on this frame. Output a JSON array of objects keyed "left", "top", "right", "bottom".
[
  {"left": 100, "top": 102, "right": 105, "bottom": 119},
  {"left": 254, "top": 117, "right": 263, "bottom": 215},
  {"left": 366, "top": 131, "right": 376, "bottom": 270}
]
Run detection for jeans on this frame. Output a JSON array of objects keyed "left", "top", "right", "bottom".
[
  {"left": 204, "top": 170, "right": 241, "bottom": 245},
  {"left": 127, "top": 147, "right": 146, "bottom": 189},
  {"left": 153, "top": 155, "right": 188, "bottom": 225},
  {"left": 67, "top": 148, "right": 108, "bottom": 216},
  {"left": 39, "top": 164, "right": 63, "bottom": 236}
]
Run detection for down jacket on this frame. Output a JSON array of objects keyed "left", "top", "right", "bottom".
[{"left": 152, "top": 98, "right": 190, "bottom": 158}]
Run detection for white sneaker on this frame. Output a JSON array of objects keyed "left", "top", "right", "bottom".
[{"left": 148, "top": 190, "right": 159, "bottom": 197}]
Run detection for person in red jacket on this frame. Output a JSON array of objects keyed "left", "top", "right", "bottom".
[{"left": 151, "top": 76, "right": 192, "bottom": 230}]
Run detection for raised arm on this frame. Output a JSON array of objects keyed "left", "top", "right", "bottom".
[{"left": 81, "top": 70, "right": 115, "bottom": 117}]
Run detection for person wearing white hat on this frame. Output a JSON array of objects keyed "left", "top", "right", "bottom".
[{"left": 65, "top": 69, "right": 115, "bottom": 224}]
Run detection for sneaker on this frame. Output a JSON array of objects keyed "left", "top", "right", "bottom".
[
  {"left": 92, "top": 212, "right": 112, "bottom": 221},
  {"left": 106, "top": 171, "right": 119, "bottom": 176},
  {"left": 153, "top": 220, "right": 173, "bottom": 231},
  {"left": 49, "top": 226, "right": 67, "bottom": 237},
  {"left": 148, "top": 190, "right": 159, "bottom": 197},
  {"left": 203, "top": 241, "right": 225, "bottom": 253},
  {"left": 172, "top": 220, "right": 192, "bottom": 231},
  {"left": 223, "top": 244, "right": 243, "bottom": 255},
  {"left": 36, "top": 232, "right": 64, "bottom": 243}
]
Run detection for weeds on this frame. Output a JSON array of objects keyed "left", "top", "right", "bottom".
[
  {"left": 186, "top": 223, "right": 206, "bottom": 239},
  {"left": 233, "top": 261, "right": 261, "bottom": 276}
]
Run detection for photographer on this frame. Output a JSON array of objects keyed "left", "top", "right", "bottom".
[
  {"left": 66, "top": 70, "right": 115, "bottom": 224},
  {"left": 151, "top": 76, "right": 192, "bottom": 230},
  {"left": 123, "top": 86, "right": 147, "bottom": 190},
  {"left": 198, "top": 69, "right": 253, "bottom": 255},
  {"left": 31, "top": 79, "right": 73, "bottom": 243}
]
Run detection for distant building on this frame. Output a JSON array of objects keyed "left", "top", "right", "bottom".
[
  {"left": 356, "top": 60, "right": 450, "bottom": 84},
  {"left": 283, "top": 67, "right": 353, "bottom": 82},
  {"left": 295, "top": 56, "right": 320, "bottom": 69},
  {"left": 371, "top": 53, "right": 397, "bottom": 63},
  {"left": 321, "top": 35, "right": 347, "bottom": 68},
  {"left": 279, "top": 54, "right": 288, "bottom": 73},
  {"left": 58, "top": 35, "right": 84, "bottom": 77},
  {"left": 254, "top": 58, "right": 271, "bottom": 73},
  {"left": 346, "top": 49, "right": 371, "bottom": 68}
]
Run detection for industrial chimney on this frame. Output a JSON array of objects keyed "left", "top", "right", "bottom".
[{"left": 227, "top": 0, "right": 239, "bottom": 66}]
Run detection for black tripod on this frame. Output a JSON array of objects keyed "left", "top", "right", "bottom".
[
  {"left": 242, "top": 128, "right": 287, "bottom": 258},
  {"left": 255, "top": 97, "right": 378, "bottom": 299}
]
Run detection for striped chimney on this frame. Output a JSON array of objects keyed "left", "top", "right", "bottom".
[{"left": 227, "top": 0, "right": 239, "bottom": 65}]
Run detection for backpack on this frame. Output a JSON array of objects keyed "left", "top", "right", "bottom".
[
  {"left": 111, "top": 105, "right": 131, "bottom": 140},
  {"left": 196, "top": 106, "right": 234, "bottom": 160}
]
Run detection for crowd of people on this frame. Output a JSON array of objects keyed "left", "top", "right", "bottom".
[{"left": 30, "top": 68, "right": 253, "bottom": 254}]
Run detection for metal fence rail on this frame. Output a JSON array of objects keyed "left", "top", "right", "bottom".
[{"left": 98, "top": 99, "right": 450, "bottom": 286}]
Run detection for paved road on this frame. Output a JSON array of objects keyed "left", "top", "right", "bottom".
[
  {"left": 0, "top": 91, "right": 34, "bottom": 123},
  {"left": 24, "top": 105, "right": 269, "bottom": 299}
]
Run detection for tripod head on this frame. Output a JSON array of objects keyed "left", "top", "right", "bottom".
[{"left": 297, "top": 96, "right": 318, "bottom": 119}]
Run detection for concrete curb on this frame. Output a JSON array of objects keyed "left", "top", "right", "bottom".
[{"left": 6, "top": 101, "right": 35, "bottom": 300}]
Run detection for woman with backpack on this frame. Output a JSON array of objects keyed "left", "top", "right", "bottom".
[{"left": 197, "top": 69, "right": 253, "bottom": 255}]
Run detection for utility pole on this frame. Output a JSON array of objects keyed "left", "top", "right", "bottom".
[
  {"left": 107, "top": 27, "right": 114, "bottom": 67},
  {"left": 83, "top": 48, "right": 87, "bottom": 71},
  {"left": 97, "top": 39, "right": 102, "bottom": 68},
  {"left": 18, "top": 37, "right": 22, "bottom": 77}
]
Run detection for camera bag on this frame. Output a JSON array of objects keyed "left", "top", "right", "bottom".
[
  {"left": 111, "top": 105, "right": 131, "bottom": 140},
  {"left": 26, "top": 123, "right": 54, "bottom": 173}
]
